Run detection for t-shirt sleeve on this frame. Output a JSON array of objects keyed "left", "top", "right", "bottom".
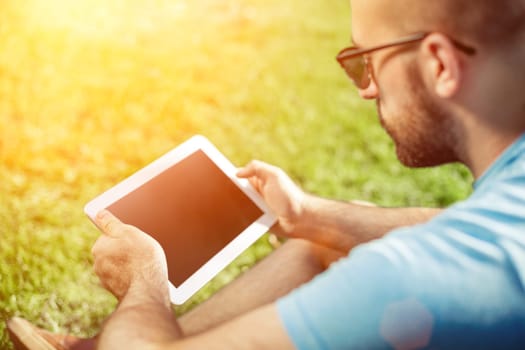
[
  {"left": 277, "top": 141, "right": 525, "bottom": 349},
  {"left": 276, "top": 221, "right": 525, "bottom": 349},
  {"left": 277, "top": 238, "right": 422, "bottom": 350}
]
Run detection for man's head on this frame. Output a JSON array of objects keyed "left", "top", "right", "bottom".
[{"left": 347, "top": 0, "right": 525, "bottom": 171}]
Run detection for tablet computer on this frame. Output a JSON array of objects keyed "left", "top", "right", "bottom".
[{"left": 84, "top": 135, "right": 276, "bottom": 305}]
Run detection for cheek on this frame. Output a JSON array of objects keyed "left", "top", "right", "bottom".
[
  {"left": 378, "top": 83, "right": 427, "bottom": 143},
  {"left": 377, "top": 87, "right": 405, "bottom": 124},
  {"left": 379, "top": 67, "right": 417, "bottom": 117}
]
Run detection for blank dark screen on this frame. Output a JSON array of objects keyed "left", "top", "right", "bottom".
[{"left": 107, "top": 150, "right": 264, "bottom": 287}]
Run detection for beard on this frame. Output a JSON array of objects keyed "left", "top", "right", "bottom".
[{"left": 377, "top": 64, "right": 460, "bottom": 168}]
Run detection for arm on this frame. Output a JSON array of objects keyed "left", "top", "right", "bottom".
[
  {"left": 99, "top": 298, "right": 293, "bottom": 350},
  {"left": 179, "top": 239, "right": 344, "bottom": 336},
  {"left": 237, "top": 160, "right": 442, "bottom": 252},
  {"left": 175, "top": 304, "right": 293, "bottom": 349},
  {"left": 92, "top": 210, "right": 294, "bottom": 350},
  {"left": 294, "top": 194, "right": 441, "bottom": 252}
]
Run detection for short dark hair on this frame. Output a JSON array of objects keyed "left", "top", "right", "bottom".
[{"left": 400, "top": 0, "right": 525, "bottom": 47}]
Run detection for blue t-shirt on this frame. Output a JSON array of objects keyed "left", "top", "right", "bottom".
[{"left": 277, "top": 135, "right": 525, "bottom": 349}]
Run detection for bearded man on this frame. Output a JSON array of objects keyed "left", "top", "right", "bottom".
[{"left": 8, "top": 0, "right": 525, "bottom": 349}]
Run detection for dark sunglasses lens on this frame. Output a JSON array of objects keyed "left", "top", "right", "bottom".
[{"left": 339, "top": 55, "right": 369, "bottom": 89}]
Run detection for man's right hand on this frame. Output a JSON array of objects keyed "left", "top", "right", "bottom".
[
  {"left": 92, "top": 210, "right": 170, "bottom": 305},
  {"left": 237, "top": 160, "right": 307, "bottom": 238}
]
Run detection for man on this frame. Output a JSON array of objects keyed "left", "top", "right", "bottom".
[{"left": 7, "top": 0, "right": 525, "bottom": 348}]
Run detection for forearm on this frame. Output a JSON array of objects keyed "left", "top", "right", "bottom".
[
  {"left": 98, "top": 303, "right": 293, "bottom": 350},
  {"left": 179, "top": 239, "right": 343, "bottom": 336},
  {"left": 294, "top": 194, "right": 442, "bottom": 252},
  {"left": 92, "top": 210, "right": 294, "bottom": 350},
  {"left": 96, "top": 240, "right": 321, "bottom": 348},
  {"left": 96, "top": 286, "right": 182, "bottom": 350}
]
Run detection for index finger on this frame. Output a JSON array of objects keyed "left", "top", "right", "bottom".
[{"left": 95, "top": 209, "right": 124, "bottom": 237}]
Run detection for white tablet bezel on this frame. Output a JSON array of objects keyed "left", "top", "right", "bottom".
[{"left": 84, "top": 135, "right": 276, "bottom": 305}]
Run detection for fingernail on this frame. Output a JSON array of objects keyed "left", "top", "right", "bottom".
[{"left": 96, "top": 209, "right": 109, "bottom": 220}]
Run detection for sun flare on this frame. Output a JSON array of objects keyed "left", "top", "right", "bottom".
[{"left": 14, "top": 0, "right": 187, "bottom": 39}]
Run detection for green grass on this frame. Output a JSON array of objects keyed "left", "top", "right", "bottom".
[{"left": 0, "top": 0, "right": 473, "bottom": 348}]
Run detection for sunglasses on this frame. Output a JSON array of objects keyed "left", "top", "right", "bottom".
[{"left": 336, "top": 32, "right": 476, "bottom": 89}]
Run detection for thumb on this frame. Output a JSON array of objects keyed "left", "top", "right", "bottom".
[
  {"left": 236, "top": 165, "right": 253, "bottom": 178},
  {"left": 95, "top": 209, "right": 124, "bottom": 237},
  {"left": 237, "top": 160, "right": 272, "bottom": 180}
]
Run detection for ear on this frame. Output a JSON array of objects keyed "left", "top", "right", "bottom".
[{"left": 419, "top": 33, "right": 463, "bottom": 98}]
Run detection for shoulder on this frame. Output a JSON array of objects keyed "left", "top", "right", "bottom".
[
  {"left": 277, "top": 195, "right": 525, "bottom": 349},
  {"left": 276, "top": 150, "right": 525, "bottom": 349}
]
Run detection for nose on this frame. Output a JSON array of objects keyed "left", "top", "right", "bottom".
[{"left": 358, "top": 77, "right": 379, "bottom": 100}]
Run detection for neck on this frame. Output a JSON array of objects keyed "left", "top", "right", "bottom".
[{"left": 458, "top": 120, "right": 523, "bottom": 179}]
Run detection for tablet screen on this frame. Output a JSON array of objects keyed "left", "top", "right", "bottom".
[{"left": 107, "top": 149, "right": 264, "bottom": 287}]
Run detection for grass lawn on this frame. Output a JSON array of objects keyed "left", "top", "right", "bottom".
[{"left": 0, "top": 0, "right": 473, "bottom": 348}]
